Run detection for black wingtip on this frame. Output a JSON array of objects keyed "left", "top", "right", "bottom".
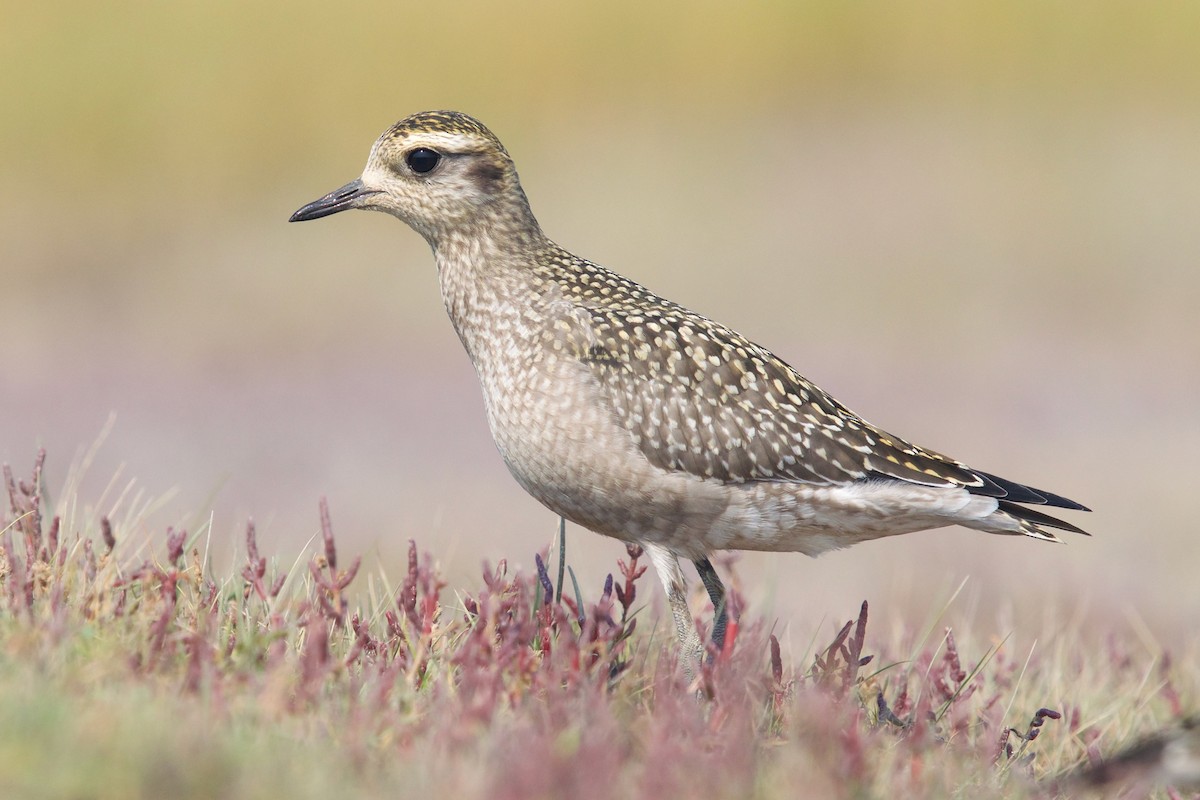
[{"left": 972, "top": 470, "right": 1090, "bottom": 512}]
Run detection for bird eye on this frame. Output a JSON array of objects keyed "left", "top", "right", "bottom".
[{"left": 405, "top": 148, "right": 441, "bottom": 174}]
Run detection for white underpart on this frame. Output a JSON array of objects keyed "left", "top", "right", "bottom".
[{"left": 703, "top": 480, "right": 1010, "bottom": 557}]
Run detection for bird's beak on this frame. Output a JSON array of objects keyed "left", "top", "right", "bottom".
[{"left": 289, "top": 178, "right": 381, "bottom": 222}]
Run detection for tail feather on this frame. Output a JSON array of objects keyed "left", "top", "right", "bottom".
[{"left": 998, "top": 499, "right": 1091, "bottom": 537}]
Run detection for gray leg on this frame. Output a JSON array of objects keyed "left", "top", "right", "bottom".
[
  {"left": 643, "top": 543, "right": 704, "bottom": 670},
  {"left": 693, "top": 557, "right": 728, "bottom": 656}
]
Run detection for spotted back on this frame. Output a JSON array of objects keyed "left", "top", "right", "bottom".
[{"left": 530, "top": 244, "right": 1005, "bottom": 491}]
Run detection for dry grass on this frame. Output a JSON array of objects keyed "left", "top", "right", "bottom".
[{"left": 1, "top": 451, "right": 1195, "bottom": 799}]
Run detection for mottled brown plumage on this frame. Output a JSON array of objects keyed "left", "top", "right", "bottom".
[{"left": 291, "top": 110, "right": 1089, "bottom": 661}]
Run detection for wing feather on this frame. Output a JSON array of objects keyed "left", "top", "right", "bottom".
[{"left": 538, "top": 252, "right": 1087, "bottom": 527}]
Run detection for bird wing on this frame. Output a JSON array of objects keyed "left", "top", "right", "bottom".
[
  {"left": 532, "top": 251, "right": 1085, "bottom": 518},
  {"left": 563, "top": 293, "right": 1084, "bottom": 514},
  {"left": 574, "top": 300, "right": 976, "bottom": 486}
]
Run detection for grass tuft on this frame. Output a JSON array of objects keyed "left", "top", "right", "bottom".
[{"left": 0, "top": 452, "right": 1196, "bottom": 799}]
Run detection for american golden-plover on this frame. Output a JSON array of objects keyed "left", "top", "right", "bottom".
[{"left": 291, "top": 110, "right": 1089, "bottom": 660}]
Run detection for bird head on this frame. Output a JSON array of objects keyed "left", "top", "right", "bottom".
[{"left": 290, "top": 110, "right": 537, "bottom": 244}]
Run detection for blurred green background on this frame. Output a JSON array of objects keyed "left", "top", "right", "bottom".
[{"left": 3, "top": 2, "right": 1198, "bottom": 635}]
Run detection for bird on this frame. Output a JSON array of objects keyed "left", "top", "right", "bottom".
[
  {"left": 1054, "top": 716, "right": 1200, "bottom": 795},
  {"left": 290, "top": 110, "right": 1089, "bottom": 662}
]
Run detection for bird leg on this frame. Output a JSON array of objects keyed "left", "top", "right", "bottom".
[
  {"left": 643, "top": 542, "right": 704, "bottom": 668},
  {"left": 693, "top": 557, "right": 728, "bottom": 656}
]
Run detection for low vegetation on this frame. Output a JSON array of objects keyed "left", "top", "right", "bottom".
[{"left": 0, "top": 452, "right": 1194, "bottom": 799}]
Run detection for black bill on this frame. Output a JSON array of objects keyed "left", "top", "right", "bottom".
[{"left": 289, "top": 178, "right": 380, "bottom": 222}]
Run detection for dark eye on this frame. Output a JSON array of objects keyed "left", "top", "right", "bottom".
[{"left": 405, "top": 148, "right": 441, "bottom": 174}]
